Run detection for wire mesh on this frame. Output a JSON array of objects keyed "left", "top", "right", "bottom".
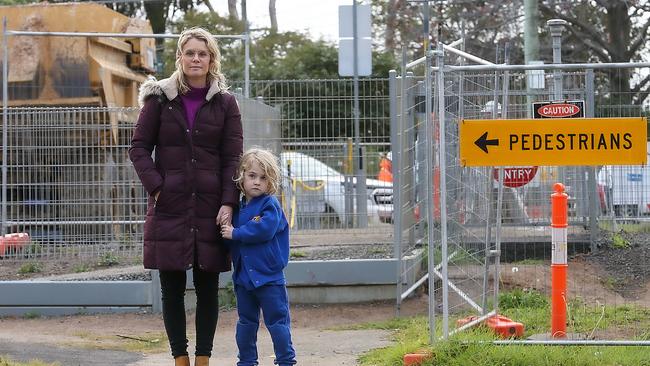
[{"left": 407, "top": 61, "right": 650, "bottom": 342}]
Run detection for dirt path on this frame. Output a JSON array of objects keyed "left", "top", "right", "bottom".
[{"left": 0, "top": 296, "right": 428, "bottom": 366}]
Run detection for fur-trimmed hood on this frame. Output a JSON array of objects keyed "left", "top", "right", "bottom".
[{"left": 137, "top": 71, "right": 224, "bottom": 108}]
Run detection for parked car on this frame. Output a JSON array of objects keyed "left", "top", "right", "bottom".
[{"left": 280, "top": 151, "right": 393, "bottom": 226}]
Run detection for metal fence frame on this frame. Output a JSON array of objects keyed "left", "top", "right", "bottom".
[{"left": 397, "top": 37, "right": 650, "bottom": 344}]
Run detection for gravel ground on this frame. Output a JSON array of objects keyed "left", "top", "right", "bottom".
[{"left": 587, "top": 228, "right": 650, "bottom": 298}]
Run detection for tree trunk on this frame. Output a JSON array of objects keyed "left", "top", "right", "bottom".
[
  {"left": 203, "top": 0, "right": 216, "bottom": 14},
  {"left": 269, "top": 0, "right": 278, "bottom": 34},
  {"left": 228, "top": 0, "right": 239, "bottom": 20},
  {"left": 385, "top": 0, "right": 398, "bottom": 51},
  {"left": 143, "top": 0, "right": 168, "bottom": 71},
  {"left": 605, "top": 1, "right": 631, "bottom": 106}
]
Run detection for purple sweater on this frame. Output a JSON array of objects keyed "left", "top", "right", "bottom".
[{"left": 180, "top": 86, "right": 209, "bottom": 129}]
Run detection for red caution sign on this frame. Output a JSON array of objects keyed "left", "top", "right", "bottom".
[{"left": 533, "top": 100, "right": 584, "bottom": 118}]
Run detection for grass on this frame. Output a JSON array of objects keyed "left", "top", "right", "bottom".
[
  {"left": 114, "top": 332, "right": 167, "bottom": 353},
  {"left": 604, "top": 222, "right": 650, "bottom": 234},
  {"left": 512, "top": 258, "right": 546, "bottom": 265},
  {"left": 65, "top": 331, "right": 168, "bottom": 353},
  {"left": 0, "top": 357, "right": 58, "bottom": 366},
  {"left": 358, "top": 290, "right": 650, "bottom": 366},
  {"left": 98, "top": 252, "right": 120, "bottom": 267},
  {"left": 18, "top": 262, "right": 42, "bottom": 274},
  {"left": 289, "top": 250, "right": 307, "bottom": 259},
  {"left": 72, "top": 263, "right": 91, "bottom": 273}
]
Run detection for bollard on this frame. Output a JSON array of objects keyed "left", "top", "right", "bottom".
[{"left": 551, "top": 183, "right": 568, "bottom": 338}]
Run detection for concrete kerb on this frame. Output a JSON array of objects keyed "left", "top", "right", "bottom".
[{"left": 0, "top": 249, "right": 425, "bottom": 316}]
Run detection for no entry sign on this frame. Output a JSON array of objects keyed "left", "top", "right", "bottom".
[{"left": 493, "top": 166, "right": 538, "bottom": 188}]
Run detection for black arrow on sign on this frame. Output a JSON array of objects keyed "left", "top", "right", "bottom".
[{"left": 475, "top": 132, "right": 499, "bottom": 153}]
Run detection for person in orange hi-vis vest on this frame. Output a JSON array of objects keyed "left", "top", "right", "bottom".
[{"left": 377, "top": 152, "right": 393, "bottom": 182}]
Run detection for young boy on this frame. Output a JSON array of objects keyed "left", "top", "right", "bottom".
[{"left": 220, "top": 148, "right": 297, "bottom": 366}]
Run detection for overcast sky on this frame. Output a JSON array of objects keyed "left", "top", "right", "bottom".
[{"left": 213, "top": 0, "right": 366, "bottom": 42}]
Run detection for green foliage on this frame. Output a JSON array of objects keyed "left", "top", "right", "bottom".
[
  {"left": 610, "top": 233, "right": 630, "bottom": 249},
  {"left": 73, "top": 263, "right": 91, "bottom": 273},
  {"left": 0, "top": 357, "right": 59, "bottom": 366},
  {"left": 18, "top": 262, "right": 42, "bottom": 274},
  {"left": 289, "top": 250, "right": 307, "bottom": 259},
  {"left": 618, "top": 223, "right": 650, "bottom": 234},
  {"left": 170, "top": 10, "right": 396, "bottom": 81},
  {"left": 98, "top": 252, "right": 120, "bottom": 267},
  {"left": 499, "top": 289, "right": 548, "bottom": 310},
  {"left": 219, "top": 281, "right": 236, "bottom": 310}
]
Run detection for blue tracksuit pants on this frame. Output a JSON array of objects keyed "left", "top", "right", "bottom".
[{"left": 234, "top": 284, "right": 296, "bottom": 366}]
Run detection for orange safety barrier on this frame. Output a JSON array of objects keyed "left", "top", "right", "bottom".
[
  {"left": 403, "top": 352, "right": 431, "bottom": 365},
  {"left": 485, "top": 315, "right": 525, "bottom": 338},
  {"left": 551, "top": 183, "right": 568, "bottom": 338},
  {"left": 0, "top": 232, "right": 31, "bottom": 257},
  {"left": 456, "top": 314, "right": 525, "bottom": 338}
]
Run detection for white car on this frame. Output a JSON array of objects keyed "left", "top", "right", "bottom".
[{"left": 280, "top": 151, "right": 393, "bottom": 227}]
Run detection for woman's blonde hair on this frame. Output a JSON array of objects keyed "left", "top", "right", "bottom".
[
  {"left": 174, "top": 27, "right": 228, "bottom": 94},
  {"left": 235, "top": 148, "right": 282, "bottom": 196}
]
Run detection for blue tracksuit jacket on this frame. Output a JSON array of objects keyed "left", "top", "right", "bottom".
[{"left": 229, "top": 194, "right": 290, "bottom": 288}]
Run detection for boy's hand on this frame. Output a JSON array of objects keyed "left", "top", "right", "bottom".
[{"left": 221, "top": 224, "right": 234, "bottom": 239}]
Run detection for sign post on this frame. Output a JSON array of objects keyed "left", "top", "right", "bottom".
[{"left": 339, "top": 3, "right": 372, "bottom": 227}]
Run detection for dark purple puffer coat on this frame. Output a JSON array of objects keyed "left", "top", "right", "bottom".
[{"left": 129, "top": 75, "right": 243, "bottom": 272}]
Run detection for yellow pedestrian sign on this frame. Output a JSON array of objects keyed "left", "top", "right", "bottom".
[{"left": 459, "top": 117, "right": 647, "bottom": 167}]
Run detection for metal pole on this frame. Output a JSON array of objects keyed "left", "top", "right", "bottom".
[
  {"left": 352, "top": 0, "right": 367, "bottom": 228},
  {"left": 244, "top": 34, "right": 250, "bottom": 98},
  {"left": 435, "top": 43, "right": 449, "bottom": 340},
  {"left": 493, "top": 45, "right": 511, "bottom": 315},
  {"left": 524, "top": 0, "right": 540, "bottom": 118},
  {"left": 242, "top": 0, "right": 250, "bottom": 98},
  {"left": 2, "top": 17, "right": 8, "bottom": 236},
  {"left": 423, "top": 0, "right": 430, "bottom": 53},
  {"left": 586, "top": 69, "right": 598, "bottom": 252},
  {"left": 424, "top": 49, "right": 436, "bottom": 344},
  {"left": 389, "top": 69, "right": 403, "bottom": 316},
  {"left": 548, "top": 19, "right": 567, "bottom": 184}
]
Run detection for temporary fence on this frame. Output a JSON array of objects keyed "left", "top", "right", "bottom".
[
  {"left": 393, "top": 36, "right": 650, "bottom": 345},
  {"left": 0, "top": 24, "right": 396, "bottom": 267}
]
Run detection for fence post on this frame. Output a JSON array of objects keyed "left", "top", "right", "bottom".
[
  {"left": 551, "top": 182, "right": 568, "bottom": 338},
  {"left": 151, "top": 270, "right": 162, "bottom": 313},
  {"left": 2, "top": 16, "right": 8, "bottom": 236}
]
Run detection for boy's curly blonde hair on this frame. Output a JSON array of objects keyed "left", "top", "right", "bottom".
[{"left": 234, "top": 147, "right": 281, "bottom": 196}]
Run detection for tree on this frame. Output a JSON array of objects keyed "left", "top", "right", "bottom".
[
  {"left": 228, "top": 0, "right": 239, "bottom": 20},
  {"left": 269, "top": 0, "right": 278, "bottom": 34},
  {"left": 539, "top": 0, "right": 650, "bottom": 106}
]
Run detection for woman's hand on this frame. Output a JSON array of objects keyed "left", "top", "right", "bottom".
[
  {"left": 220, "top": 224, "right": 234, "bottom": 239},
  {"left": 216, "top": 205, "right": 233, "bottom": 226}
]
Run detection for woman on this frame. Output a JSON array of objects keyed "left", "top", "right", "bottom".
[{"left": 129, "top": 27, "right": 243, "bottom": 366}]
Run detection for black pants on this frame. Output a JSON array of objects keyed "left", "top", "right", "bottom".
[{"left": 160, "top": 267, "right": 219, "bottom": 358}]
